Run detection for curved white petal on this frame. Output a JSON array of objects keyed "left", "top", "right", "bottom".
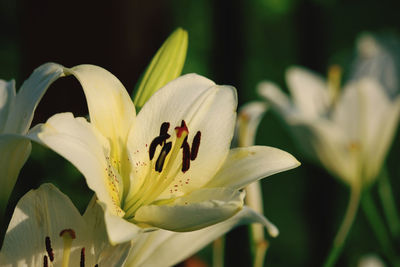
[
  {"left": 286, "top": 66, "right": 330, "bottom": 118},
  {"left": 364, "top": 96, "right": 400, "bottom": 183},
  {"left": 0, "top": 134, "right": 31, "bottom": 214},
  {"left": 258, "top": 81, "right": 293, "bottom": 118},
  {"left": 127, "top": 74, "right": 237, "bottom": 199},
  {"left": 99, "top": 201, "right": 142, "bottom": 245},
  {"left": 332, "top": 81, "right": 363, "bottom": 141},
  {"left": 235, "top": 101, "right": 268, "bottom": 147},
  {"left": 134, "top": 188, "right": 244, "bottom": 231},
  {"left": 206, "top": 146, "right": 300, "bottom": 190},
  {"left": 4, "top": 63, "right": 65, "bottom": 134},
  {"left": 307, "top": 121, "right": 359, "bottom": 186},
  {"left": 0, "top": 79, "right": 16, "bottom": 131},
  {"left": 127, "top": 207, "right": 278, "bottom": 267},
  {"left": 65, "top": 65, "right": 136, "bottom": 150},
  {"left": 28, "top": 113, "right": 119, "bottom": 216}
]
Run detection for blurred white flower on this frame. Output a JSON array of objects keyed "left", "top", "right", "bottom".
[
  {"left": 259, "top": 65, "right": 400, "bottom": 187},
  {"left": 358, "top": 254, "right": 386, "bottom": 267},
  {"left": 351, "top": 33, "right": 399, "bottom": 97}
]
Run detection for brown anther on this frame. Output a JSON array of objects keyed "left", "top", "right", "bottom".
[
  {"left": 155, "top": 142, "right": 172, "bottom": 172},
  {"left": 80, "top": 247, "right": 85, "bottom": 267},
  {"left": 181, "top": 137, "right": 191, "bottom": 173},
  {"left": 45, "top": 236, "right": 54, "bottom": 262},
  {"left": 160, "top": 122, "right": 170, "bottom": 135},
  {"left": 191, "top": 131, "right": 201, "bottom": 160},
  {"left": 43, "top": 255, "right": 48, "bottom": 267},
  {"left": 149, "top": 122, "right": 171, "bottom": 160}
]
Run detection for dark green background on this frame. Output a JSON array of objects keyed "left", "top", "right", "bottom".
[{"left": 1, "top": 0, "right": 399, "bottom": 266}]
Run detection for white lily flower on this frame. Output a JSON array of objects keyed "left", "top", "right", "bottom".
[
  {"left": 0, "top": 64, "right": 64, "bottom": 217},
  {"left": 0, "top": 183, "right": 131, "bottom": 266},
  {"left": 29, "top": 65, "right": 300, "bottom": 244},
  {"left": 258, "top": 66, "right": 400, "bottom": 188}
]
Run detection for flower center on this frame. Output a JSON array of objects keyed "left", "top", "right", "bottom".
[
  {"left": 123, "top": 120, "right": 201, "bottom": 220},
  {"left": 43, "top": 229, "right": 94, "bottom": 267}
]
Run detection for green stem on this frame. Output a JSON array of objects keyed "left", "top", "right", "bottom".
[
  {"left": 212, "top": 236, "right": 225, "bottom": 267},
  {"left": 361, "top": 190, "right": 400, "bottom": 266},
  {"left": 377, "top": 166, "right": 400, "bottom": 238},
  {"left": 252, "top": 237, "right": 268, "bottom": 267},
  {"left": 323, "top": 185, "right": 361, "bottom": 267}
]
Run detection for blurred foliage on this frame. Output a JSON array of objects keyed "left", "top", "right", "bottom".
[{"left": 0, "top": 0, "right": 400, "bottom": 266}]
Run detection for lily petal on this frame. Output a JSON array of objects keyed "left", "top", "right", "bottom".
[
  {"left": 206, "top": 146, "right": 300, "bottom": 190},
  {"left": 235, "top": 101, "right": 268, "bottom": 147},
  {"left": 83, "top": 198, "right": 133, "bottom": 262},
  {"left": 65, "top": 65, "right": 136, "bottom": 155},
  {"left": 306, "top": 121, "right": 359, "bottom": 186},
  {"left": 127, "top": 207, "right": 278, "bottom": 267},
  {"left": 257, "top": 81, "right": 293, "bottom": 118},
  {"left": 4, "top": 63, "right": 65, "bottom": 134},
  {"left": 0, "top": 134, "right": 31, "bottom": 215},
  {"left": 99, "top": 201, "right": 142, "bottom": 245},
  {"left": 0, "top": 80, "right": 16, "bottom": 131},
  {"left": 134, "top": 188, "right": 244, "bottom": 231},
  {"left": 286, "top": 66, "right": 330, "bottom": 118},
  {"left": 28, "top": 113, "right": 119, "bottom": 216},
  {"left": 364, "top": 96, "right": 400, "bottom": 183}
]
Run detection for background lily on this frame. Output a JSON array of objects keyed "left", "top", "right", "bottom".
[
  {"left": 0, "top": 63, "right": 64, "bottom": 222},
  {"left": 29, "top": 64, "right": 300, "bottom": 244},
  {"left": 0, "top": 183, "right": 131, "bottom": 266},
  {"left": 259, "top": 69, "right": 400, "bottom": 189},
  {"left": 258, "top": 35, "right": 400, "bottom": 266}
]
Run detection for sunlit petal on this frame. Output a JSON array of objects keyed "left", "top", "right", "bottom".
[
  {"left": 134, "top": 188, "right": 244, "bottom": 231},
  {"left": 206, "top": 146, "right": 300, "bottom": 190}
]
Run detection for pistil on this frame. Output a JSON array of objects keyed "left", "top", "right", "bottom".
[{"left": 60, "top": 229, "right": 76, "bottom": 267}]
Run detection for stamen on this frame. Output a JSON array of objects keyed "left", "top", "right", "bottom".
[
  {"left": 43, "top": 255, "right": 48, "bottom": 267},
  {"left": 155, "top": 142, "right": 172, "bottom": 172},
  {"left": 60, "top": 229, "right": 76, "bottom": 267},
  {"left": 45, "top": 236, "right": 54, "bottom": 262},
  {"left": 191, "top": 131, "right": 201, "bottom": 160},
  {"left": 181, "top": 137, "right": 190, "bottom": 172},
  {"left": 160, "top": 122, "right": 170, "bottom": 135},
  {"left": 80, "top": 247, "right": 85, "bottom": 267},
  {"left": 149, "top": 122, "right": 171, "bottom": 160}
]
